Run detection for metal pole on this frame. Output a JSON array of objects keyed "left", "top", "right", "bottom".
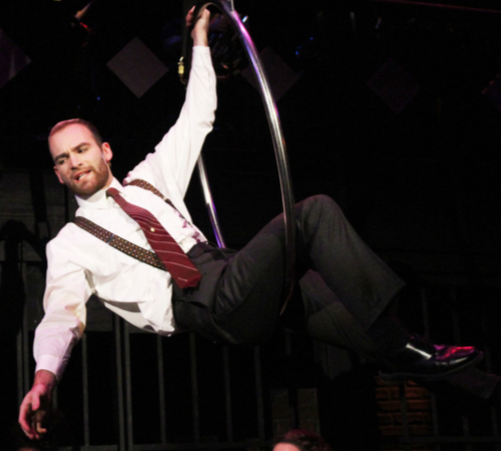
[
  {"left": 222, "top": 346, "right": 233, "bottom": 441},
  {"left": 254, "top": 347, "right": 265, "bottom": 441},
  {"left": 115, "top": 316, "right": 126, "bottom": 451},
  {"left": 82, "top": 333, "right": 91, "bottom": 446},
  {"left": 157, "top": 335, "right": 168, "bottom": 444},
  {"left": 197, "top": 155, "right": 226, "bottom": 248},
  {"left": 124, "top": 322, "right": 134, "bottom": 450},
  {"left": 421, "top": 288, "right": 441, "bottom": 451},
  {"left": 190, "top": 333, "right": 200, "bottom": 441}
]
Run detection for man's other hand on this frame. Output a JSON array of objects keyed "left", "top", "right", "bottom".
[
  {"left": 19, "top": 370, "right": 56, "bottom": 440},
  {"left": 186, "top": 6, "right": 210, "bottom": 47}
]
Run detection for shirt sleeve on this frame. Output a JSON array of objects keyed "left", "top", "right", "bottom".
[
  {"left": 124, "top": 45, "right": 217, "bottom": 204},
  {"left": 34, "top": 234, "right": 91, "bottom": 380}
]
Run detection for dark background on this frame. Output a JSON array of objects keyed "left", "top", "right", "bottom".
[
  {"left": 1, "top": 0, "right": 501, "bottom": 450},
  {"left": 1, "top": 0, "right": 501, "bottom": 254}
]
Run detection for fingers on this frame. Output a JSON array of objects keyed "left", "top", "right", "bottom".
[
  {"left": 19, "top": 395, "right": 36, "bottom": 439},
  {"left": 31, "top": 391, "right": 41, "bottom": 411},
  {"left": 19, "top": 389, "right": 47, "bottom": 440},
  {"left": 35, "top": 410, "right": 48, "bottom": 435},
  {"left": 185, "top": 6, "right": 196, "bottom": 27},
  {"left": 186, "top": 6, "right": 211, "bottom": 29},
  {"left": 36, "top": 424, "right": 48, "bottom": 435},
  {"left": 19, "top": 374, "right": 55, "bottom": 440}
]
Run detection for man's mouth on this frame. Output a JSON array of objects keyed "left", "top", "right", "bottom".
[{"left": 75, "top": 170, "right": 91, "bottom": 182}]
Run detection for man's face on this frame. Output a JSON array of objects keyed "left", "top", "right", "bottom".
[{"left": 50, "top": 123, "right": 113, "bottom": 198}]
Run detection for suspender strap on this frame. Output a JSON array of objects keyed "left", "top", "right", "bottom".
[
  {"left": 74, "top": 216, "right": 167, "bottom": 271},
  {"left": 124, "top": 178, "right": 187, "bottom": 217},
  {"left": 124, "top": 179, "right": 166, "bottom": 200},
  {"left": 74, "top": 179, "right": 190, "bottom": 271}
]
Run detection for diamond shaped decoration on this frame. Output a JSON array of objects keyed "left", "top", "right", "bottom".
[
  {"left": 107, "top": 37, "right": 169, "bottom": 98},
  {"left": 0, "top": 28, "right": 31, "bottom": 90},
  {"left": 241, "top": 47, "right": 300, "bottom": 102},
  {"left": 367, "top": 58, "right": 420, "bottom": 114},
  {"left": 482, "top": 72, "right": 501, "bottom": 112}
]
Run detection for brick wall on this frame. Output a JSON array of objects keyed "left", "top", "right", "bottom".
[
  {"left": 375, "top": 376, "right": 433, "bottom": 451},
  {"left": 270, "top": 388, "right": 320, "bottom": 437},
  {"left": 271, "top": 379, "right": 434, "bottom": 449}
]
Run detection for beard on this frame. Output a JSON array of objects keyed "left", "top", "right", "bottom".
[{"left": 68, "top": 160, "right": 112, "bottom": 198}]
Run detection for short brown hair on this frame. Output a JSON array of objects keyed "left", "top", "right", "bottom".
[
  {"left": 273, "top": 430, "right": 334, "bottom": 451},
  {"left": 49, "top": 118, "right": 103, "bottom": 146}
]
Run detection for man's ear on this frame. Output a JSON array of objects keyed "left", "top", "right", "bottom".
[
  {"left": 53, "top": 166, "right": 65, "bottom": 185},
  {"left": 102, "top": 142, "right": 113, "bottom": 164}
]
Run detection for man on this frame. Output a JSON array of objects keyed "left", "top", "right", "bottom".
[{"left": 19, "top": 7, "right": 483, "bottom": 440}]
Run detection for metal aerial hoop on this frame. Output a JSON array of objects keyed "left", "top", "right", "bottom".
[{"left": 191, "top": 0, "right": 296, "bottom": 313}]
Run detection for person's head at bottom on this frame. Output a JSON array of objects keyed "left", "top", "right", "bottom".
[{"left": 273, "top": 429, "right": 334, "bottom": 451}]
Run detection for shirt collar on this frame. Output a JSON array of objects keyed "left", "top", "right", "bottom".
[{"left": 75, "top": 177, "right": 124, "bottom": 210}]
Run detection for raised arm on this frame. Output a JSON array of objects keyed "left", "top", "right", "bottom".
[{"left": 124, "top": 7, "right": 217, "bottom": 205}]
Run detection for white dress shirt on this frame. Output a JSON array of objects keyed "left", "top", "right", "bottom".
[{"left": 34, "top": 46, "right": 217, "bottom": 380}]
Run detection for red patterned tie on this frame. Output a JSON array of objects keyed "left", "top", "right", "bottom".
[{"left": 107, "top": 187, "right": 201, "bottom": 289}]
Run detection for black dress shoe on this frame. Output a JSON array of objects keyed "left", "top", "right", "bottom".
[{"left": 379, "top": 335, "right": 483, "bottom": 383}]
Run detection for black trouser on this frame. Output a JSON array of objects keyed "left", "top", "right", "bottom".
[{"left": 173, "top": 195, "right": 404, "bottom": 355}]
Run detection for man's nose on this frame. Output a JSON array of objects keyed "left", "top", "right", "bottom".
[{"left": 69, "top": 153, "right": 82, "bottom": 168}]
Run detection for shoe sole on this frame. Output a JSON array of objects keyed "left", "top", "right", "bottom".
[{"left": 379, "top": 350, "right": 484, "bottom": 383}]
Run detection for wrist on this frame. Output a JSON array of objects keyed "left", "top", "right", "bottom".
[
  {"left": 33, "top": 369, "right": 57, "bottom": 390},
  {"left": 192, "top": 35, "right": 209, "bottom": 47}
]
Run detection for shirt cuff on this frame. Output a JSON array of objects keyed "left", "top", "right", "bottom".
[{"left": 36, "top": 354, "right": 64, "bottom": 381}]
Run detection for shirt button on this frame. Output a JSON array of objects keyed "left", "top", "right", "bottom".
[{"left": 150, "top": 228, "right": 155, "bottom": 232}]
